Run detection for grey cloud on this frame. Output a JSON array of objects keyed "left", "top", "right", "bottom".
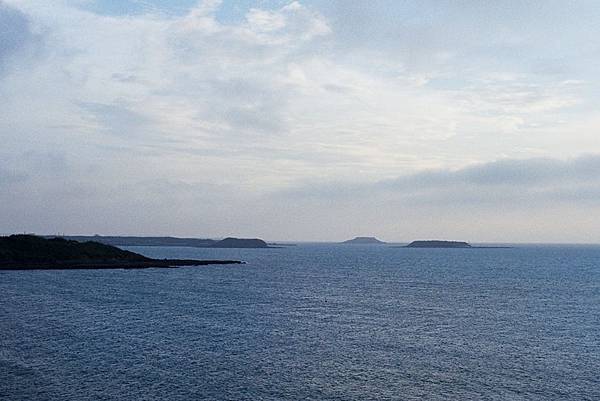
[
  {"left": 152, "top": 2, "right": 331, "bottom": 138},
  {"left": 21, "top": 150, "right": 69, "bottom": 174},
  {"left": 111, "top": 73, "right": 138, "bottom": 83},
  {"left": 78, "top": 102, "right": 152, "bottom": 137},
  {"left": 3, "top": 1, "right": 600, "bottom": 241},
  {"left": 162, "top": 75, "right": 288, "bottom": 136},
  {"left": 205, "top": 78, "right": 288, "bottom": 134},
  {"left": 0, "top": 2, "right": 39, "bottom": 71},
  {"left": 0, "top": 150, "right": 69, "bottom": 190},
  {"left": 222, "top": 106, "right": 285, "bottom": 134},
  {"left": 322, "top": 83, "right": 352, "bottom": 94},
  {"left": 0, "top": 165, "right": 27, "bottom": 187},
  {"left": 398, "top": 156, "right": 600, "bottom": 188},
  {"left": 278, "top": 154, "right": 600, "bottom": 207}
]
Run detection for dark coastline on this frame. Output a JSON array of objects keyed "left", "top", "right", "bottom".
[
  {"left": 395, "top": 245, "right": 513, "bottom": 249},
  {"left": 397, "top": 240, "right": 512, "bottom": 249},
  {"left": 0, "top": 235, "right": 244, "bottom": 270},
  {"left": 0, "top": 259, "right": 244, "bottom": 270},
  {"left": 50, "top": 235, "right": 271, "bottom": 248}
]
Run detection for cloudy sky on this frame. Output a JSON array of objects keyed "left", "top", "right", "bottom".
[{"left": 1, "top": 0, "right": 600, "bottom": 242}]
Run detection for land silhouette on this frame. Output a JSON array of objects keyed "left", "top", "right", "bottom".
[
  {"left": 401, "top": 240, "right": 511, "bottom": 249},
  {"left": 0, "top": 235, "right": 243, "bottom": 270},
  {"left": 211, "top": 237, "right": 269, "bottom": 248},
  {"left": 342, "top": 237, "right": 386, "bottom": 244},
  {"left": 406, "top": 240, "right": 472, "bottom": 248},
  {"left": 51, "top": 235, "right": 270, "bottom": 248}
]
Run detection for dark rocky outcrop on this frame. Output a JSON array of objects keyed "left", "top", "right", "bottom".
[
  {"left": 52, "top": 235, "right": 271, "bottom": 248},
  {"left": 0, "top": 235, "right": 243, "bottom": 270},
  {"left": 51, "top": 235, "right": 217, "bottom": 248},
  {"left": 211, "top": 237, "right": 269, "bottom": 248}
]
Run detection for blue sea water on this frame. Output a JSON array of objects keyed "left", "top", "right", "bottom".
[{"left": 1, "top": 244, "right": 599, "bottom": 400}]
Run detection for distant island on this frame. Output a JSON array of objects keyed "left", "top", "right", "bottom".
[
  {"left": 0, "top": 235, "right": 243, "bottom": 270},
  {"left": 50, "top": 235, "right": 270, "bottom": 248},
  {"left": 406, "top": 240, "right": 472, "bottom": 248},
  {"left": 211, "top": 237, "right": 268, "bottom": 248},
  {"left": 401, "top": 240, "right": 511, "bottom": 249},
  {"left": 342, "top": 237, "right": 386, "bottom": 245}
]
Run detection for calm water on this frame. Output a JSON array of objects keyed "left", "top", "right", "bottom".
[{"left": 1, "top": 244, "right": 599, "bottom": 400}]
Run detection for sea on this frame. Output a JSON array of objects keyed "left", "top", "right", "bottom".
[{"left": 1, "top": 244, "right": 599, "bottom": 400}]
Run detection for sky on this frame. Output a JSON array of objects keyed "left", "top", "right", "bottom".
[{"left": 1, "top": 0, "right": 600, "bottom": 242}]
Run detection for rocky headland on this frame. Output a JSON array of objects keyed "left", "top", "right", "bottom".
[{"left": 0, "top": 235, "right": 243, "bottom": 270}]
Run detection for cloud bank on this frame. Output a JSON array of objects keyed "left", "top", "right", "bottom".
[
  {"left": 277, "top": 154, "right": 600, "bottom": 210},
  {"left": 1, "top": 1, "right": 600, "bottom": 241}
]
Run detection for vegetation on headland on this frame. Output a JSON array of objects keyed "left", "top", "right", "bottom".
[
  {"left": 0, "top": 235, "right": 243, "bottom": 270},
  {"left": 211, "top": 237, "right": 268, "bottom": 248},
  {"left": 52, "top": 235, "right": 270, "bottom": 248}
]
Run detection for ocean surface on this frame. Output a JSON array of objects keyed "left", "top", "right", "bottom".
[{"left": 1, "top": 244, "right": 599, "bottom": 400}]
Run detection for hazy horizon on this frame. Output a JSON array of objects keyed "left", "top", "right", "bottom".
[
  {"left": 4, "top": 232, "right": 600, "bottom": 246},
  {"left": 2, "top": 1, "right": 600, "bottom": 242}
]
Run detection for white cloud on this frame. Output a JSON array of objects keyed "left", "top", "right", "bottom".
[{"left": 1, "top": 0, "right": 600, "bottom": 240}]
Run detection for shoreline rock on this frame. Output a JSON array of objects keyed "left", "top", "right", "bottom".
[{"left": 0, "top": 235, "right": 244, "bottom": 270}]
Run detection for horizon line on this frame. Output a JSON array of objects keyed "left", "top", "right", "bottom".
[{"left": 2, "top": 233, "right": 600, "bottom": 246}]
